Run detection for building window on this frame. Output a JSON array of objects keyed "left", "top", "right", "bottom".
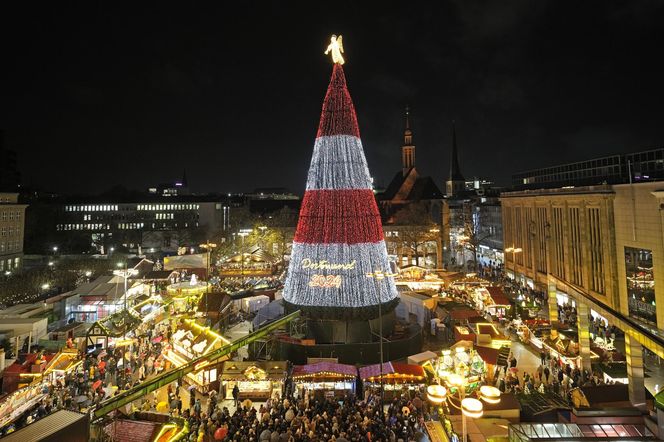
[{"left": 625, "top": 247, "right": 655, "bottom": 325}]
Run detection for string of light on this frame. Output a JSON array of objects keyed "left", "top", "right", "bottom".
[{"left": 283, "top": 64, "right": 398, "bottom": 317}]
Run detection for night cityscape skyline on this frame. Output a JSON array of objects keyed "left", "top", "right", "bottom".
[
  {"left": 3, "top": 3, "right": 664, "bottom": 440},
  {"left": 3, "top": 2, "right": 664, "bottom": 195}
]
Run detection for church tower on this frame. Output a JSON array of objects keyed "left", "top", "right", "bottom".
[
  {"left": 401, "top": 106, "right": 415, "bottom": 176},
  {"left": 446, "top": 121, "right": 465, "bottom": 197}
]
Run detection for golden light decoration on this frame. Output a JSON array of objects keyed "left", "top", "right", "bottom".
[
  {"left": 461, "top": 397, "right": 484, "bottom": 418},
  {"left": 479, "top": 385, "right": 501, "bottom": 404},
  {"left": 427, "top": 384, "right": 447, "bottom": 404},
  {"left": 324, "top": 34, "right": 345, "bottom": 65},
  {"left": 447, "top": 373, "right": 465, "bottom": 387}
]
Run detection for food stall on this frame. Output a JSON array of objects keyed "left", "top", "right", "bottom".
[
  {"left": 479, "top": 286, "right": 512, "bottom": 319},
  {"left": 359, "top": 362, "right": 426, "bottom": 399},
  {"left": 163, "top": 319, "right": 230, "bottom": 393},
  {"left": 292, "top": 362, "right": 357, "bottom": 399},
  {"left": 220, "top": 361, "right": 287, "bottom": 401},
  {"left": 85, "top": 309, "right": 142, "bottom": 350},
  {"left": 0, "top": 382, "right": 48, "bottom": 434},
  {"left": 532, "top": 328, "right": 600, "bottom": 369}
]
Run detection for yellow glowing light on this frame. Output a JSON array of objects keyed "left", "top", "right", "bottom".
[
  {"left": 455, "top": 347, "right": 467, "bottom": 354},
  {"left": 442, "top": 350, "right": 452, "bottom": 356},
  {"left": 461, "top": 397, "right": 483, "bottom": 418},
  {"left": 427, "top": 384, "right": 447, "bottom": 404},
  {"left": 324, "top": 34, "right": 345, "bottom": 65},
  {"left": 479, "top": 385, "right": 501, "bottom": 404},
  {"left": 114, "top": 339, "right": 134, "bottom": 347},
  {"left": 447, "top": 373, "right": 465, "bottom": 387},
  {"left": 153, "top": 423, "right": 176, "bottom": 442}
]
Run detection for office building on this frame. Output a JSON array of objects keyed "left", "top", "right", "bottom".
[{"left": 0, "top": 193, "right": 27, "bottom": 273}]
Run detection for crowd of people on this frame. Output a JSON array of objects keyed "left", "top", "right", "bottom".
[{"left": 147, "top": 388, "right": 430, "bottom": 442}]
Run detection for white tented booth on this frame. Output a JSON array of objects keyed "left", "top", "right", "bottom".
[{"left": 239, "top": 295, "right": 270, "bottom": 314}]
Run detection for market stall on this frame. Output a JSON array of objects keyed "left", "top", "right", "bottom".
[
  {"left": 531, "top": 328, "right": 600, "bottom": 369},
  {"left": 162, "top": 319, "right": 230, "bottom": 393},
  {"left": 0, "top": 382, "right": 48, "bottom": 434},
  {"left": 359, "top": 362, "right": 426, "bottom": 399},
  {"left": 220, "top": 361, "right": 287, "bottom": 401},
  {"left": 292, "top": 362, "right": 357, "bottom": 399}
]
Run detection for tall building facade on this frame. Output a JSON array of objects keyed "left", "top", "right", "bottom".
[
  {"left": 502, "top": 182, "right": 664, "bottom": 407},
  {"left": 0, "top": 193, "right": 27, "bottom": 272},
  {"left": 512, "top": 147, "right": 664, "bottom": 190},
  {"left": 24, "top": 195, "right": 237, "bottom": 255}
]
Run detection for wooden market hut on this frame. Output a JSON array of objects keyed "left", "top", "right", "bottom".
[
  {"left": 220, "top": 361, "right": 287, "bottom": 401},
  {"left": 358, "top": 362, "right": 426, "bottom": 399},
  {"left": 292, "top": 361, "right": 357, "bottom": 399}
]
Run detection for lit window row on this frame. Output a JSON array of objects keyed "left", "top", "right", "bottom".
[
  {"left": 57, "top": 224, "right": 110, "bottom": 231},
  {"left": 0, "top": 227, "right": 21, "bottom": 236},
  {"left": 137, "top": 204, "right": 199, "bottom": 211},
  {"left": 156, "top": 213, "right": 175, "bottom": 220},
  {"left": 0, "top": 211, "right": 21, "bottom": 221},
  {"left": 65, "top": 205, "right": 119, "bottom": 212},
  {"left": 0, "top": 241, "right": 21, "bottom": 252},
  {"left": 118, "top": 223, "right": 145, "bottom": 230}
]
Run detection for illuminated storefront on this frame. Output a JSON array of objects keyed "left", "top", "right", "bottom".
[{"left": 220, "top": 361, "right": 287, "bottom": 401}]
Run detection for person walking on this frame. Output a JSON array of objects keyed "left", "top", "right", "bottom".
[{"left": 232, "top": 384, "right": 240, "bottom": 409}]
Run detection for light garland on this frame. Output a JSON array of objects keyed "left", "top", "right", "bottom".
[{"left": 283, "top": 62, "right": 398, "bottom": 316}]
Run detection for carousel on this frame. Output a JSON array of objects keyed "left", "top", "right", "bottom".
[{"left": 165, "top": 274, "right": 209, "bottom": 313}]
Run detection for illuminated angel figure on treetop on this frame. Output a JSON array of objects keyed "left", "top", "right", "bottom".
[{"left": 324, "top": 34, "right": 345, "bottom": 64}]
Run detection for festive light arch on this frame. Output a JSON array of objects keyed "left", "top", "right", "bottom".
[{"left": 283, "top": 63, "right": 399, "bottom": 319}]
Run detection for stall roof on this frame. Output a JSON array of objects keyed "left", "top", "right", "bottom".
[
  {"left": 485, "top": 286, "right": 511, "bottom": 306},
  {"left": 0, "top": 410, "right": 88, "bottom": 442},
  {"left": 407, "top": 350, "right": 438, "bottom": 365},
  {"left": 221, "top": 361, "right": 287, "bottom": 380},
  {"left": 293, "top": 361, "right": 356, "bottom": 378},
  {"left": 475, "top": 345, "right": 500, "bottom": 365},
  {"left": 359, "top": 362, "right": 425, "bottom": 380}
]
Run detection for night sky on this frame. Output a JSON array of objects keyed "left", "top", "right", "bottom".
[{"left": 2, "top": 1, "right": 664, "bottom": 195}]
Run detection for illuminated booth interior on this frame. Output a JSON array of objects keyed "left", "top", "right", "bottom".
[{"left": 220, "top": 361, "right": 287, "bottom": 401}]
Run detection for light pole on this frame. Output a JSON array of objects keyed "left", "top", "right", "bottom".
[
  {"left": 200, "top": 241, "right": 217, "bottom": 320},
  {"left": 504, "top": 244, "right": 523, "bottom": 280},
  {"left": 238, "top": 231, "right": 249, "bottom": 286},
  {"left": 366, "top": 269, "right": 398, "bottom": 420},
  {"left": 427, "top": 369, "right": 501, "bottom": 442},
  {"left": 113, "top": 262, "right": 138, "bottom": 387}
]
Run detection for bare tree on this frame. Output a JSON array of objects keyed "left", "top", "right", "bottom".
[{"left": 389, "top": 203, "right": 440, "bottom": 267}]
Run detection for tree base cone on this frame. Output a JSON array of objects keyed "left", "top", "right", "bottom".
[{"left": 283, "top": 297, "right": 399, "bottom": 321}]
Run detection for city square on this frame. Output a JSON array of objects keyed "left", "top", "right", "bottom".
[{"left": 1, "top": 2, "right": 664, "bottom": 442}]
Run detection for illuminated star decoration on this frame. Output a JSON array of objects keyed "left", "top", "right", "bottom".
[
  {"left": 324, "top": 34, "right": 345, "bottom": 65},
  {"left": 282, "top": 37, "right": 398, "bottom": 319}
]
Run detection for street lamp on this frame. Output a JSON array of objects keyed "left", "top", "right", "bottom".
[
  {"left": 237, "top": 231, "right": 249, "bottom": 286},
  {"left": 200, "top": 241, "right": 218, "bottom": 320},
  {"left": 366, "top": 269, "right": 398, "bottom": 419},
  {"left": 504, "top": 245, "right": 523, "bottom": 279},
  {"left": 41, "top": 283, "right": 50, "bottom": 290},
  {"left": 113, "top": 262, "right": 139, "bottom": 386},
  {"left": 426, "top": 368, "right": 501, "bottom": 442}
]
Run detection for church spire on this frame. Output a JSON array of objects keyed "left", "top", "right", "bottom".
[
  {"left": 181, "top": 168, "right": 188, "bottom": 187},
  {"left": 401, "top": 105, "right": 415, "bottom": 176},
  {"left": 446, "top": 120, "right": 465, "bottom": 196}
]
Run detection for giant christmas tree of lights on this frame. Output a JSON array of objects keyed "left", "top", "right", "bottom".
[{"left": 283, "top": 37, "right": 399, "bottom": 320}]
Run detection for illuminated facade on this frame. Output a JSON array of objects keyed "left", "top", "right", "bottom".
[
  {"left": 25, "top": 196, "right": 235, "bottom": 254},
  {"left": 0, "top": 193, "right": 27, "bottom": 273},
  {"left": 502, "top": 182, "right": 664, "bottom": 407}
]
